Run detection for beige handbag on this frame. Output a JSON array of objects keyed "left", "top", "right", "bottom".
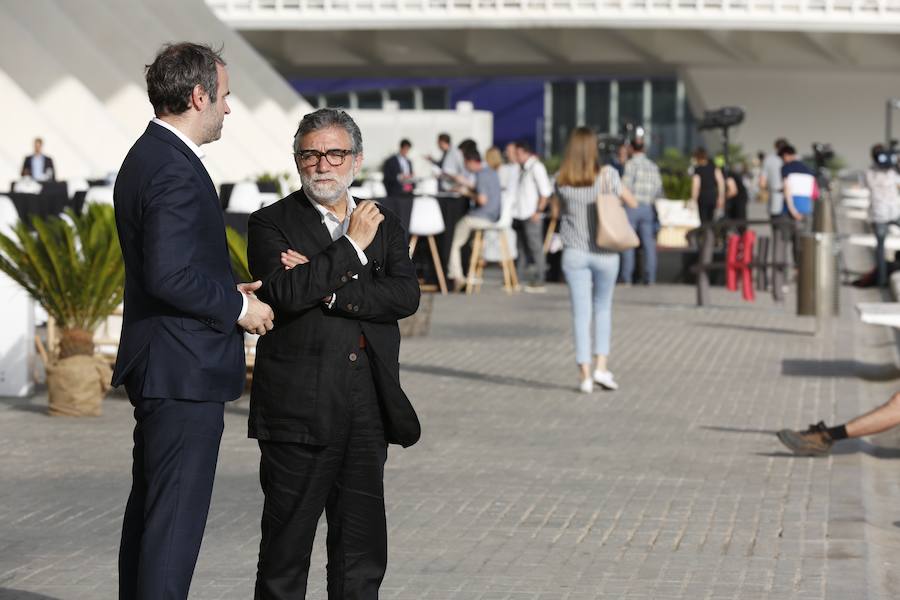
[{"left": 595, "top": 167, "right": 639, "bottom": 251}]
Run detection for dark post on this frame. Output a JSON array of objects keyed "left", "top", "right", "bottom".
[
  {"left": 772, "top": 221, "right": 786, "bottom": 302},
  {"left": 697, "top": 226, "right": 714, "bottom": 306}
]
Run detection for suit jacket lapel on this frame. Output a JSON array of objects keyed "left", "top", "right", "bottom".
[
  {"left": 288, "top": 190, "right": 339, "bottom": 252},
  {"left": 145, "top": 123, "right": 219, "bottom": 204}
]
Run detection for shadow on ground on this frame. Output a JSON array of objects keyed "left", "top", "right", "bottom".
[
  {"left": 755, "top": 438, "right": 900, "bottom": 459},
  {"left": 782, "top": 359, "right": 900, "bottom": 381},
  {"left": 0, "top": 590, "right": 62, "bottom": 600},
  {"left": 400, "top": 363, "right": 573, "bottom": 392},
  {"left": 700, "top": 323, "right": 815, "bottom": 337}
]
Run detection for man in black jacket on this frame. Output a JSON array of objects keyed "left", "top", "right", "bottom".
[
  {"left": 247, "top": 108, "right": 421, "bottom": 599},
  {"left": 113, "top": 43, "right": 274, "bottom": 600},
  {"left": 21, "top": 137, "right": 55, "bottom": 181}
]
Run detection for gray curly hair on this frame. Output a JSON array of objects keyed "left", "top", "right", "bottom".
[{"left": 293, "top": 108, "right": 363, "bottom": 155}]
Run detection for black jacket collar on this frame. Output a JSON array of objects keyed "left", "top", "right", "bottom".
[{"left": 145, "top": 122, "right": 217, "bottom": 200}]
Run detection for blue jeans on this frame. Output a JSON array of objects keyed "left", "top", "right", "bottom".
[
  {"left": 562, "top": 248, "right": 619, "bottom": 365},
  {"left": 620, "top": 203, "right": 657, "bottom": 284}
]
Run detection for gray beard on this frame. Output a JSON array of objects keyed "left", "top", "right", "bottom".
[{"left": 300, "top": 173, "right": 352, "bottom": 206}]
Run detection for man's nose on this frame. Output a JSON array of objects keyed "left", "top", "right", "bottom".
[{"left": 316, "top": 156, "right": 333, "bottom": 172}]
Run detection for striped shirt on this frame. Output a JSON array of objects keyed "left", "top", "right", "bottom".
[{"left": 556, "top": 167, "right": 622, "bottom": 254}]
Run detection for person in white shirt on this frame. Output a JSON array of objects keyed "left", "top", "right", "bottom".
[{"left": 513, "top": 140, "right": 553, "bottom": 292}]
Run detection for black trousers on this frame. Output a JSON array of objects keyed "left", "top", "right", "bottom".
[
  {"left": 255, "top": 349, "right": 388, "bottom": 600},
  {"left": 118, "top": 388, "right": 225, "bottom": 600}
]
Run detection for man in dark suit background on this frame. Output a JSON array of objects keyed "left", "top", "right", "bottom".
[
  {"left": 381, "top": 138, "right": 414, "bottom": 197},
  {"left": 113, "top": 42, "right": 274, "bottom": 600},
  {"left": 247, "top": 108, "right": 421, "bottom": 599},
  {"left": 21, "top": 137, "right": 55, "bottom": 181}
]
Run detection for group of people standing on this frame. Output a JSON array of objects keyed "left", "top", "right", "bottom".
[{"left": 114, "top": 42, "right": 419, "bottom": 600}]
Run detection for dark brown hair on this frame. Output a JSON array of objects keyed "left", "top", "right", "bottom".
[{"left": 145, "top": 43, "right": 226, "bottom": 116}]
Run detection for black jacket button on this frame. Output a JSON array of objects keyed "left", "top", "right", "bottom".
[
  {"left": 353, "top": 305, "right": 360, "bottom": 312},
  {"left": 349, "top": 352, "right": 358, "bottom": 362}
]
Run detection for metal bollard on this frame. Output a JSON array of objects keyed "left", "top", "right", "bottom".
[{"left": 797, "top": 232, "right": 839, "bottom": 318}]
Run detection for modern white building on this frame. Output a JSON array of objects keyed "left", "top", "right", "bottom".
[{"left": 208, "top": 0, "right": 900, "bottom": 167}]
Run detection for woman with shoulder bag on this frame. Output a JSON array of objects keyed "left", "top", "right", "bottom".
[{"left": 552, "top": 127, "right": 637, "bottom": 393}]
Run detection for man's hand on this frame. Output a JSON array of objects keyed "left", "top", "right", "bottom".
[
  {"left": 280, "top": 249, "right": 309, "bottom": 270},
  {"left": 236, "top": 280, "right": 274, "bottom": 335},
  {"left": 530, "top": 211, "right": 542, "bottom": 223},
  {"left": 237, "top": 280, "right": 262, "bottom": 295},
  {"left": 346, "top": 200, "right": 384, "bottom": 250}
]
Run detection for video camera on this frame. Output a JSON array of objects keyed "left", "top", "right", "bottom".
[{"left": 697, "top": 106, "right": 745, "bottom": 131}]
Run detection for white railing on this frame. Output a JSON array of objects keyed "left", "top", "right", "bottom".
[{"left": 207, "top": 0, "right": 900, "bottom": 30}]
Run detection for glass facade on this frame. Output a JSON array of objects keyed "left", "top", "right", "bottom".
[
  {"left": 547, "top": 76, "right": 693, "bottom": 158},
  {"left": 550, "top": 81, "right": 577, "bottom": 156},
  {"left": 295, "top": 75, "right": 695, "bottom": 157}
]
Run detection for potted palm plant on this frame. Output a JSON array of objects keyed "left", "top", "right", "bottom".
[{"left": 0, "top": 204, "right": 124, "bottom": 415}]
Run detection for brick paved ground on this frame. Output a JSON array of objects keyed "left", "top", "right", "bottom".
[{"left": 2, "top": 246, "right": 900, "bottom": 599}]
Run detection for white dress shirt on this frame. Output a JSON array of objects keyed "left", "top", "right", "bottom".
[
  {"left": 513, "top": 155, "right": 553, "bottom": 220},
  {"left": 151, "top": 118, "right": 249, "bottom": 322},
  {"left": 30, "top": 154, "right": 47, "bottom": 181},
  {"left": 307, "top": 194, "right": 369, "bottom": 308}
]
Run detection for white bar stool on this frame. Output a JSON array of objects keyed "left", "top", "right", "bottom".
[{"left": 408, "top": 196, "right": 448, "bottom": 295}]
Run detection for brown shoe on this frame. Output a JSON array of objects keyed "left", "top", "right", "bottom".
[{"left": 776, "top": 421, "right": 834, "bottom": 456}]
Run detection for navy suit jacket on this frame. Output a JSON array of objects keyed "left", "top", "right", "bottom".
[
  {"left": 381, "top": 154, "right": 413, "bottom": 197},
  {"left": 111, "top": 122, "right": 245, "bottom": 402},
  {"left": 21, "top": 155, "right": 55, "bottom": 180}
]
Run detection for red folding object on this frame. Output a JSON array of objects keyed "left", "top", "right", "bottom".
[{"left": 725, "top": 231, "right": 757, "bottom": 301}]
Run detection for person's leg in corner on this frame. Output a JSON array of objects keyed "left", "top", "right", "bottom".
[
  {"left": 562, "top": 249, "right": 593, "bottom": 392},
  {"left": 635, "top": 204, "right": 657, "bottom": 285},
  {"left": 325, "top": 351, "right": 388, "bottom": 600},
  {"left": 777, "top": 391, "right": 900, "bottom": 456},
  {"left": 119, "top": 396, "right": 225, "bottom": 600}
]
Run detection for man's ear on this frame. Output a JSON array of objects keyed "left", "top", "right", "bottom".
[
  {"left": 353, "top": 153, "right": 364, "bottom": 176},
  {"left": 190, "top": 84, "right": 206, "bottom": 111}
]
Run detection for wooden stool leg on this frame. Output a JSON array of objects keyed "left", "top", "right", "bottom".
[
  {"left": 426, "top": 235, "right": 447, "bottom": 295},
  {"left": 503, "top": 230, "right": 520, "bottom": 289},
  {"left": 543, "top": 217, "right": 557, "bottom": 255},
  {"left": 408, "top": 234, "right": 419, "bottom": 258},
  {"left": 498, "top": 230, "right": 513, "bottom": 293},
  {"left": 466, "top": 230, "right": 483, "bottom": 295}
]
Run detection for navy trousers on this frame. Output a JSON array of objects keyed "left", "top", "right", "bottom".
[
  {"left": 118, "top": 385, "right": 225, "bottom": 600},
  {"left": 255, "top": 349, "right": 388, "bottom": 600}
]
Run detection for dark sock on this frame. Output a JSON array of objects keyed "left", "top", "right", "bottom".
[{"left": 826, "top": 425, "right": 848, "bottom": 440}]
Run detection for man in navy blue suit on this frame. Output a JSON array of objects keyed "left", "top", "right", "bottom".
[{"left": 112, "top": 42, "right": 274, "bottom": 600}]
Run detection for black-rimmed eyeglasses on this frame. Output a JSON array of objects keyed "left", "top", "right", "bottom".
[{"left": 295, "top": 149, "right": 354, "bottom": 168}]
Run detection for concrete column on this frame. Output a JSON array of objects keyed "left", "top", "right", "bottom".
[
  {"left": 543, "top": 81, "right": 552, "bottom": 157},
  {"left": 642, "top": 79, "right": 653, "bottom": 147},
  {"left": 609, "top": 80, "right": 619, "bottom": 136},
  {"left": 576, "top": 79, "right": 586, "bottom": 127},
  {"left": 676, "top": 79, "right": 686, "bottom": 152}
]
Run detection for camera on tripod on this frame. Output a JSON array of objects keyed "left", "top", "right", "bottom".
[{"left": 697, "top": 106, "right": 745, "bottom": 131}]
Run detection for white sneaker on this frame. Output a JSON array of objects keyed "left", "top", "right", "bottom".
[
  {"left": 579, "top": 378, "right": 594, "bottom": 394},
  {"left": 593, "top": 370, "right": 619, "bottom": 391}
]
